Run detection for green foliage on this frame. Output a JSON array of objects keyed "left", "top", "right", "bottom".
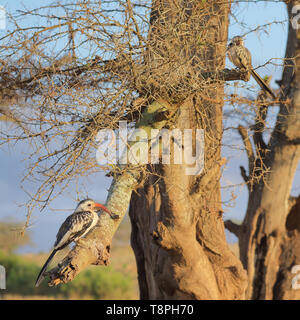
[
  {"left": 59, "top": 267, "right": 133, "bottom": 299},
  {"left": 0, "top": 251, "right": 135, "bottom": 299},
  {"left": 0, "top": 250, "right": 60, "bottom": 296}
]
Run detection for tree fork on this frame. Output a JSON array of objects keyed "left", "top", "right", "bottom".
[
  {"left": 225, "top": 1, "right": 300, "bottom": 299},
  {"left": 47, "top": 99, "right": 172, "bottom": 285}
]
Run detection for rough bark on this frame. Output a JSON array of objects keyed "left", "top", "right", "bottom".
[
  {"left": 226, "top": 1, "right": 300, "bottom": 300},
  {"left": 47, "top": 99, "right": 171, "bottom": 285},
  {"left": 46, "top": 0, "right": 249, "bottom": 298},
  {"left": 129, "top": 0, "right": 247, "bottom": 300}
]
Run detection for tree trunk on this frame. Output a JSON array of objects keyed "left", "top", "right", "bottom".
[
  {"left": 226, "top": 1, "right": 300, "bottom": 300},
  {"left": 46, "top": 1, "right": 248, "bottom": 293},
  {"left": 129, "top": 0, "right": 247, "bottom": 300}
]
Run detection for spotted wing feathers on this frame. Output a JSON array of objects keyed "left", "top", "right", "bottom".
[{"left": 54, "top": 211, "right": 94, "bottom": 250}]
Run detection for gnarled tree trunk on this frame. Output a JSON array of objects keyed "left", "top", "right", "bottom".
[
  {"left": 46, "top": 0, "right": 248, "bottom": 299},
  {"left": 129, "top": 0, "right": 247, "bottom": 300}
]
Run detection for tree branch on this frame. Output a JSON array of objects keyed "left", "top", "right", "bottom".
[
  {"left": 201, "top": 68, "right": 251, "bottom": 82},
  {"left": 238, "top": 125, "right": 255, "bottom": 175},
  {"left": 0, "top": 62, "right": 249, "bottom": 101},
  {"left": 46, "top": 99, "right": 171, "bottom": 286},
  {"left": 251, "top": 77, "right": 273, "bottom": 150},
  {"left": 240, "top": 166, "right": 250, "bottom": 186},
  {"left": 224, "top": 220, "right": 242, "bottom": 238}
]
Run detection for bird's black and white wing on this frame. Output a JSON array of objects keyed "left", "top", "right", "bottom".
[{"left": 54, "top": 211, "right": 95, "bottom": 250}]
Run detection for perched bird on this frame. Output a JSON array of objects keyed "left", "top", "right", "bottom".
[
  {"left": 227, "top": 36, "right": 276, "bottom": 99},
  {"left": 35, "top": 199, "right": 119, "bottom": 287}
]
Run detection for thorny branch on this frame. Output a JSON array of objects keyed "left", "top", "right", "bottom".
[
  {"left": 0, "top": 0, "right": 266, "bottom": 218},
  {"left": 0, "top": 1, "right": 285, "bottom": 286}
]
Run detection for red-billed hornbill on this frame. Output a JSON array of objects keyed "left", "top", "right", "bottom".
[{"left": 35, "top": 199, "right": 119, "bottom": 287}]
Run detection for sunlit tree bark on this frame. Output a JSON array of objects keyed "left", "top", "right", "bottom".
[{"left": 225, "top": 1, "right": 300, "bottom": 300}]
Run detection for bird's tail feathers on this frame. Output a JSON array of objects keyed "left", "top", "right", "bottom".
[
  {"left": 35, "top": 249, "right": 57, "bottom": 287},
  {"left": 251, "top": 69, "right": 276, "bottom": 99}
]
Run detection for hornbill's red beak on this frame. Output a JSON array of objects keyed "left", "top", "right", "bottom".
[{"left": 93, "top": 202, "right": 119, "bottom": 220}]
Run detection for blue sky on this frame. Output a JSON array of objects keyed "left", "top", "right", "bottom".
[{"left": 0, "top": 1, "right": 299, "bottom": 252}]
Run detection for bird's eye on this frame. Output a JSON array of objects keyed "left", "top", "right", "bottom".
[{"left": 88, "top": 203, "right": 91, "bottom": 207}]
